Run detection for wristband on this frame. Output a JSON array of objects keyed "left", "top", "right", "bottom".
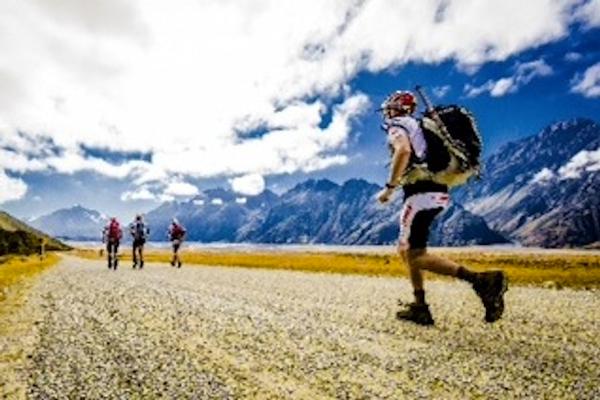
[{"left": 385, "top": 182, "right": 397, "bottom": 189}]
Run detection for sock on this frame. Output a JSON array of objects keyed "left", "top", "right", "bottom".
[
  {"left": 457, "top": 266, "right": 478, "bottom": 283},
  {"left": 414, "top": 289, "right": 426, "bottom": 305}
]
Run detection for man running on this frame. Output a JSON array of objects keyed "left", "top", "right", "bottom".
[
  {"left": 129, "top": 214, "right": 149, "bottom": 269},
  {"left": 168, "top": 218, "right": 186, "bottom": 268},
  {"left": 102, "top": 217, "right": 122, "bottom": 270},
  {"left": 377, "top": 90, "right": 507, "bottom": 326}
]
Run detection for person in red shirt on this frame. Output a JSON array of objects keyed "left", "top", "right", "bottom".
[
  {"left": 168, "top": 218, "right": 186, "bottom": 268},
  {"left": 102, "top": 217, "right": 122, "bottom": 270}
]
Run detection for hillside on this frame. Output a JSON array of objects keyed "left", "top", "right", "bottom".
[{"left": 0, "top": 211, "right": 70, "bottom": 256}]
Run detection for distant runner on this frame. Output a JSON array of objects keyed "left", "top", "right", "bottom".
[
  {"left": 168, "top": 218, "right": 186, "bottom": 268},
  {"left": 102, "top": 217, "right": 122, "bottom": 270},
  {"left": 377, "top": 89, "right": 507, "bottom": 326},
  {"left": 129, "top": 214, "right": 149, "bottom": 269}
]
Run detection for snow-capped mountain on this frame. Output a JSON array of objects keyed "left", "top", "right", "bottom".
[
  {"left": 145, "top": 189, "right": 279, "bottom": 242},
  {"left": 31, "top": 205, "right": 108, "bottom": 241},
  {"left": 454, "top": 118, "right": 600, "bottom": 247},
  {"left": 146, "top": 179, "right": 507, "bottom": 246}
]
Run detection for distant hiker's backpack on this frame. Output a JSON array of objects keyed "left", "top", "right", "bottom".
[
  {"left": 133, "top": 221, "right": 148, "bottom": 240},
  {"left": 108, "top": 221, "right": 121, "bottom": 240},
  {"left": 171, "top": 224, "right": 185, "bottom": 240},
  {"left": 402, "top": 105, "right": 482, "bottom": 187}
]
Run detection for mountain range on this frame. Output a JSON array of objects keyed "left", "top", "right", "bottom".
[
  {"left": 454, "top": 118, "right": 600, "bottom": 248},
  {"left": 144, "top": 178, "right": 506, "bottom": 246},
  {"left": 27, "top": 118, "right": 600, "bottom": 248}
]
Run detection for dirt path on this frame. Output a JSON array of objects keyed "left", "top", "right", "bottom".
[{"left": 2, "top": 255, "right": 599, "bottom": 399}]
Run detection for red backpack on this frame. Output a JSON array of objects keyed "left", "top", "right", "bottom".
[{"left": 108, "top": 220, "right": 121, "bottom": 240}]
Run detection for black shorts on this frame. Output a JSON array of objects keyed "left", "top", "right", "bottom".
[
  {"left": 399, "top": 192, "right": 450, "bottom": 250},
  {"left": 133, "top": 238, "right": 146, "bottom": 248},
  {"left": 106, "top": 241, "right": 119, "bottom": 254}
]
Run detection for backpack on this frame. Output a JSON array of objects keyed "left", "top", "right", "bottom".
[
  {"left": 401, "top": 105, "right": 482, "bottom": 188},
  {"left": 171, "top": 224, "right": 185, "bottom": 240},
  {"left": 133, "top": 221, "right": 148, "bottom": 240},
  {"left": 108, "top": 221, "right": 121, "bottom": 240}
]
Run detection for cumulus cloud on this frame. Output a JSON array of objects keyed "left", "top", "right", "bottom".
[
  {"left": 465, "top": 59, "right": 553, "bottom": 97},
  {"left": 0, "top": 170, "right": 28, "bottom": 204},
  {"left": 571, "top": 62, "right": 600, "bottom": 98},
  {"left": 211, "top": 198, "right": 223, "bottom": 206},
  {"left": 0, "top": 0, "right": 591, "bottom": 195},
  {"left": 558, "top": 147, "right": 600, "bottom": 179},
  {"left": 121, "top": 179, "right": 197, "bottom": 202},
  {"left": 120, "top": 187, "right": 155, "bottom": 202},
  {"left": 230, "top": 174, "right": 266, "bottom": 196},
  {"left": 164, "top": 181, "right": 199, "bottom": 197},
  {"left": 573, "top": 0, "right": 600, "bottom": 28}
]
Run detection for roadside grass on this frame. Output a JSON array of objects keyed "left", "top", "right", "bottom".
[
  {"left": 0, "top": 254, "right": 60, "bottom": 398},
  {"left": 72, "top": 248, "right": 600, "bottom": 289},
  {"left": 0, "top": 253, "right": 60, "bottom": 303},
  {"left": 0, "top": 253, "right": 61, "bottom": 339}
]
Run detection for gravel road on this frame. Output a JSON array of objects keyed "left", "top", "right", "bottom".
[{"left": 2, "top": 255, "right": 599, "bottom": 399}]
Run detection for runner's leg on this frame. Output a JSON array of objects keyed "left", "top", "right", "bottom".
[
  {"left": 107, "top": 242, "right": 112, "bottom": 268},
  {"left": 139, "top": 242, "right": 144, "bottom": 268},
  {"left": 113, "top": 242, "right": 119, "bottom": 269},
  {"left": 132, "top": 242, "right": 138, "bottom": 268}
]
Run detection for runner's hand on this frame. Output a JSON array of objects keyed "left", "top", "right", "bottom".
[{"left": 377, "top": 187, "right": 394, "bottom": 204}]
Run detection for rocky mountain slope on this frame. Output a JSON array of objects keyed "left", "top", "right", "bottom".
[
  {"left": 454, "top": 118, "right": 600, "bottom": 247},
  {"left": 145, "top": 179, "right": 506, "bottom": 246}
]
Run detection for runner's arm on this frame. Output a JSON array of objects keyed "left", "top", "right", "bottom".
[
  {"left": 387, "top": 133, "right": 412, "bottom": 186},
  {"left": 377, "top": 131, "right": 412, "bottom": 204}
]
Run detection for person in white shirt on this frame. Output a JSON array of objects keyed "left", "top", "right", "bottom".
[{"left": 377, "top": 90, "right": 507, "bottom": 326}]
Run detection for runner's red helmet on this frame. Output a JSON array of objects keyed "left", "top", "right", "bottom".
[{"left": 381, "top": 91, "right": 417, "bottom": 116}]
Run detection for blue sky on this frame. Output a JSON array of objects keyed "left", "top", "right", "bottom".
[{"left": 0, "top": 1, "right": 599, "bottom": 221}]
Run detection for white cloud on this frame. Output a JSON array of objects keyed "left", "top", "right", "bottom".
[
  {"left": 121, "top": 179, "right": 197, "bottom": 202},
  {"left": 120, "top": 187, "right": 155, "bottom": 202},
  {"left": 432, "top": 85, "right": 451, "bottom": 99},
  {"left": 558, "top": 147, "right": 600, "bottom": 179},
  {"left": 465, "top": 59, "right": 553, "bottom": 97},
  {"left": 571, "top": 62, "right": 600, "bottom": 98},
  {"left": 564, "top": 52, "right": 583, "bottom": 62},
  {"left": 531, "top": 167, "right": 556, "bottom": 184},
  {"left": 573, "top": 0, "right": 600, "bottom": 28},
  {"left": 230, "top": 174, "right": 266, "bottom": 196},
  {"left": 0, "top": 170, "right": 28, "bottom": 204},
  {"left": 0, "top": 0, "right": 589, "bottom": 192},
  {"left": 193, "top": 199, "right": 205, "bottom": 206},
  {"left": 211, "top": 198, "right": 223, "bottom": 206},
  {"left": 164, "top": 181, "right": 199, "bottom": 197},
  {"left": 236, "top": 197, "right": 247, "bottom": 205}
]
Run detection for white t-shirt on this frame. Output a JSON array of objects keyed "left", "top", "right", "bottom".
[{"left": 385, "top": 116, "right": 427, "bottom": 160}]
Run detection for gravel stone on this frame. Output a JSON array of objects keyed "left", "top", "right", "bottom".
[{"left": 2, "top": 255, "right": 598, "bottom": 399}]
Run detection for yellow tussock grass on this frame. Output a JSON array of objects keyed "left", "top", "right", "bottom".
[
  {"left": 0, "top": 253, "right": 60, "bottom": 303},
  {"left": 72, "top": 248, "right": 600, "bottom": 288}
]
